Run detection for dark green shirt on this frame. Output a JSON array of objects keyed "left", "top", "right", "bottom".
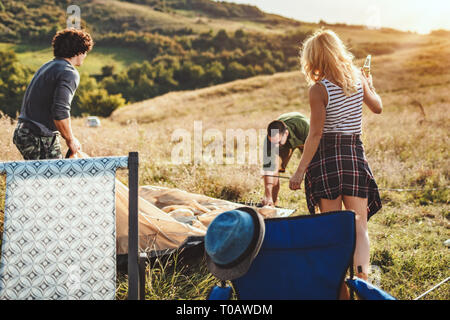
[
  {"left": 277, "top": 112, "right": 310, "bottom": 151},
  {"left": 263, "top": 112, "right": 310, "bottom": 171}
]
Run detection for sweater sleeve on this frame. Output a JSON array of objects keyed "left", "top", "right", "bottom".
[{"left": 51, "top": 69, "right": 80, "bottom": 120}]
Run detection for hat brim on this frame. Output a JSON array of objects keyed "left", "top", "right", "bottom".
[{"left": 205, "top": 207, "right": 265, "bottom": 281}]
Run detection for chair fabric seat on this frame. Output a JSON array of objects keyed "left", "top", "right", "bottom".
[
  {"left": 0, "top": 157, "right": 128, "bottom": 300},
  {"left": 207, "top": 285, "right": 233, "bottom": 300},
  {"left": 232, "top": 211, "right": 356, "bottom": 300}
]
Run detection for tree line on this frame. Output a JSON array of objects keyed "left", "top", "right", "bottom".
[
  {"left": 1, "top": 0, "right": 385, "bottom": 118},
  {"left": 0, "top": 28, "right": 311, "bottom": 118},
  {"left": 95, "top": 29, "right": 309, "bottom": 104}
]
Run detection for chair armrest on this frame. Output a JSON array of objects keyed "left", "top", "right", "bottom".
[
  {"left": 346, "top": 278, "right": 396, "bottom": 300},
  {"left": 207, "top": 284, "right": 232, "bottom": 300}
]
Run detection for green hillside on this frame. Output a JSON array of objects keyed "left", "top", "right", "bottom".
[
  {"left": 77, "top": 0, "right": 301, "bottom": 34},
  {"left": 106, "top": 36, "right": 450, "bottom": 300},
  {"left": 0, "top": 0, "right": 443, "bottom": 119},
  {"left": 1, "top": 32, "right": 448, "bottom": 299},
  {"left": 0, "top": 0, "right": 312, "bottom": 118},
  {"left": 0, "top": 0, "right": 448, "bottom": 301},
  {"left": 0, "top": 0, "right": 300, "bottom": 42}
]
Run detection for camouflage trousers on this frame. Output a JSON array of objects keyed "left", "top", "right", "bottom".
[{"left": 13, "top": 126, "right": 62, "bottom": 160}]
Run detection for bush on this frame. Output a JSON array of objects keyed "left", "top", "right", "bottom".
[
  {"left": 96, "top": 31, "right": 185, "bottom": 60},
  {"left": 225, "top": 61, "right": 248, "bottom": 81},
  {"left": 202, "top": 61, "right": 225, "bottom": 86},
  {"left": 101, "top": 65, "right": 115, "bottom": 77},
  {"left": 263, "top": 62, "right": 276, "bottom": 75},
  {"left": 0, "top": 50, "right": 31, "bottom": 118},
  {"left": 0, "top": 1, "right": 66, "bottom": 42},
  {"left": 78, "top": 88, "right": 125, "bottom": 117}
]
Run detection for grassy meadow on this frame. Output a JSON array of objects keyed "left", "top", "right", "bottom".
[
  {"left": 0, "top": 27, "right": 449, "bottom": 300},
  {"left": 0, "top": 42, "right": 149, "bottom": 76}
]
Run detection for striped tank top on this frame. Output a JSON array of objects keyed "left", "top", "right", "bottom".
[{"left": 320, "top": 78, "right": 364, "bottom": 134}]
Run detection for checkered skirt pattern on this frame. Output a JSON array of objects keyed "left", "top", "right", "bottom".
[{"left": 305, "top": 133, "right": 382, "bottom": 220}]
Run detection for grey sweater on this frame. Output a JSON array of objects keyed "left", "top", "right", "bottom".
[{"left": 18, "top": 58, "right": 80, "bottom": 136}]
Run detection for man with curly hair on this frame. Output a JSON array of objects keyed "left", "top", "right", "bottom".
[{"left": 13, "top": 28, "right": 94, "bottom": 160}]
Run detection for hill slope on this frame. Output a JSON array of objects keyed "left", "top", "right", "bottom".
[
  {"left": 108, "top": 33, "right": 450, "bottom": 299},
  {"left": 0, "top": 0, "right": 300, "bottom": 42},
  {"left": 111, "top": 32, "right": 450, "bottom": 124},
  {"left": 78, "top": 0, "right": 301, "bottom": 34},
  {"left": 1, "top": 0, "right": 448, "bottom": 300},
  {"left": 0, "top": 29, "right": 448, "bottom": 300}
]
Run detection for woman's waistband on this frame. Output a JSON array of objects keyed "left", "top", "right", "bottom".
[{"left": 320, "top": 132, "right": 362, "bottom": 145}]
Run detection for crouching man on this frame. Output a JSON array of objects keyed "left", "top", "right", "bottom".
[
  {"left": 13, "top": 28, "right": 93, "bottom": 160},
  {"left": 262, "top": 112, "right": 310, "bottom": 206}
]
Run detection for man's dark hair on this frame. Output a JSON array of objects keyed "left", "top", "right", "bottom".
[
  {"left": 267, "top": 120, "right": 287, "bottom": 137},
  {"left": 52, "top": 28, "right": 94, "bottom": 58}
]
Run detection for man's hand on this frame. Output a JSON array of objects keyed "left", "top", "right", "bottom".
[
  {"left": 54, "top": 118, "right": 81, "bottom": 157},
  {"left": 261, "top": 196, "right": 275, "bottom": 207},
  {"left": 289, "top": 170, "right": 305, "bottom": 191},
  {"left": 66, "top": 137, "right": 81, "bottom": 156}
]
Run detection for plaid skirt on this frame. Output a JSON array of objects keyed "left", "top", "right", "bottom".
[{"left": 304, "top": 133, "right": 382, "bottom": 220}]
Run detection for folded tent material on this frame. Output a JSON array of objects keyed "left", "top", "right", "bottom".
[
  {"left": 115, "top": 184, "right": 294, "bottom": 255},
  {"left": 72, "top": 151, "right": 294, "bottom": 255},
  {"left": 115, "top": 182, "right": 207, "bottom": 255}
]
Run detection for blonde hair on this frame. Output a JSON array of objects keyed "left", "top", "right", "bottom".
[{"left": 300, "top": 29, "right": 360, "bottom": 96}]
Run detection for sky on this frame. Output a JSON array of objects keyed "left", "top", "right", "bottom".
[{"left": 220, "top": 0, "right": 450, "bottom": 34}]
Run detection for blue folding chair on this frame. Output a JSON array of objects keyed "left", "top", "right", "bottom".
[
  {"left": 207, "top": 210, "right": 401, "bottom": 300},
  {"left": 207, "top": 211, "right": 352, "bottom": 300}
]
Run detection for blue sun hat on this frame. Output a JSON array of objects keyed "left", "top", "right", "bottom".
[{"left": 205, "top": 207, "right": 265, "bottom": 280}]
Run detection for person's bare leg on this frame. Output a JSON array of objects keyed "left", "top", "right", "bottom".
[
  {"left": 272, "top": 177, "right": 280, "bottom": 206},
  {"left": 318, "top": 196, "right": 342, "bottom": 213},
  {"left": 343, "top": 195, "right": 369, "bottom": 280},
  {"left": 319, "top": 197, "right": 349, "bottom": 299}
]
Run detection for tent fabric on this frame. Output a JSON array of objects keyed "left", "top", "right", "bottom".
[
  {"left": 0, "top": 157, "right": 128, "bottom": 300},
  {"left": 115, "top": 183, "right": 207, "bottom": 255},
  {"left": 70, "top": 150, "right": 294, "bottom": 255},
  {"left": 231, "top": 211, "right": 356, "bottom": 300},
  {"left": 115, "top": 184, "right": 295, "bottom": 255}
]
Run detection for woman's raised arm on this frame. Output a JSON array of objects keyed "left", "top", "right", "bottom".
[{"left": 360, "top": 69, "right": 383, "bottom": 114}]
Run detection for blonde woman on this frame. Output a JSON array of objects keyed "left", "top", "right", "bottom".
[{"left": 289, "top": 29, "right": 383, "bottom": 292}]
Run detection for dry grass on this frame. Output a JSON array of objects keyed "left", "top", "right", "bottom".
[
  {"left": 0, "top": 31, "right": 449, "bottom": 300},
  {"left": 89, "top": 0, "right": 298, "bottom": 35}
]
